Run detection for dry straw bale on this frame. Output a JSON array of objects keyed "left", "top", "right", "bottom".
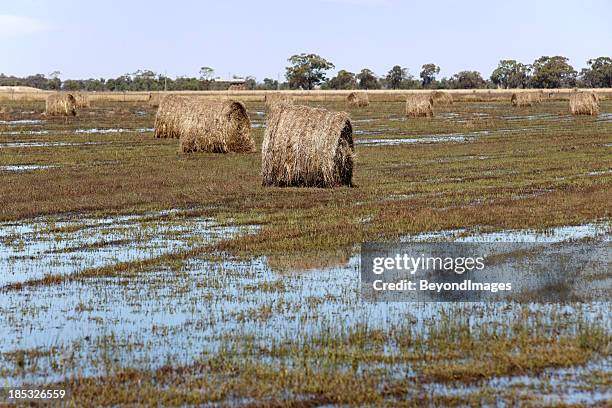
[
  {"left": 154, "top": 95, "right": 188, "bottom": 138},
  {"left": 45, "top": 93, "right": 77, "bottom": 116},
  {"left": 262, "top": 104, "right": 354, "bottom": 188},
  {"left": 510, "top": 92, "right": 541, "bottom": 107},
  {"left": 346, "top": 91, "right": 369, "bottom": 107},
  {"left": 264, "top": 93, "right": 294, "bottom": 110},
  {"left": 569, "top": 91, "right": 599, "bottom": 115},
  {"left": 178, "top": 99, "right": 254, "bottom": 153},
  {"left": 148, "top": 93, "right": 162, "bottom": 107},
  {"left": 431, "top": 91, "right": 453, "bottom": 105},
  {"left": 228, "top": 84, "right": 246, "bottom": 91},
  {"left": 74, "top": 92, "right": 90, "bottom": 108},
  {"left": 405, "top": 94, "right": 434, "bottom": 117}
]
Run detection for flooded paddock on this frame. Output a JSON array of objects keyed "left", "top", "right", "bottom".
[{"left": 0, "top": 97, "right": 610, "bottom": 406}]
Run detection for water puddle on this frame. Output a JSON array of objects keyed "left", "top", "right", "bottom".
[
  {"left": 74, "top": 127, "right": 153, "bottom": 134},
  {"left": 357, "top": 135, "right": 470, "bottom": 146},
  {"left": 0, "top": 210, "right": 255, "bottom": 287},
  {"left": 0, "top": 165, "right": 56, "bottom": 173},
  {"left": 596, "top": 112, "right": 612, "bottom": 122},
  {"left": 0, "top": 119, "right": 44, "bottom": 125},
  {"left": 400, "top": 221, "right": 610, "bottom": 243},
  {"left": 0, "top": 141, "right": 105, "bottom": 149},
  {"left": 0, "top": 130, "right": 50, "bottom": 135}
]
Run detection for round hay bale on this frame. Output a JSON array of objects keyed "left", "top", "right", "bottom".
[
  {"left": 569, "top": 91, "right": 599, "bottom": 115},
  {"left": 346, "top": 91, "right": 369, "bottom": 108},
  {"left": 431, "top": 91, "right": 453, "bottom": 105},
  {"left": 264, "top": 93, "right": 295, "bottom": 111},
  {"left": 178, "top": 99, "right": 254, "bottom": 153},
  {"left": 74, "top": 92, "right": 90, "bottom": 108},
  {"left": 406, "top": 94, "right": 434, "bottom": 117},
  {"left": 262, "top": 104, "right": 354, "bottom": 188},
  {"left": 45, "top": 93, "right": 77, "bottom": 116},
  {"left": 154, "top": 95, "right": 187, "bottom": 138},
  {"left": 511, "top": 92, "right": 540, "bottom": 107},
  {"left": 228, "top": 84, "right": 246, "bottom": 91},
  {"left": 148, "top": 92, "right": 162, "bottom": 107}
]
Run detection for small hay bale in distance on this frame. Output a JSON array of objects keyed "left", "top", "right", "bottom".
[
  {"left": 45, "top": 93, "right": 77, "bottom": 116},
  {"left": 346, "top": 91, "right": 369, "bottom": 108},
  {"left": 264, "top": 93, "right": 294, "bottom": 111},
  {"left": 510, "top": 92, "right": 541, "bottom": 107},
  {"left": 262, "top": 104, "right": 354, "bottom": 188},
  {"left": 228, "top": 84, "right": 246, "bottom": 91},
  {"left": 569, "top": 91, "right": 599, "bottom": 115},
  {"left": 431, "top": 91, "right": 453, "bottom": 105},
  {"left": 154, "top": 95, "right": 187, "bottom": 138},
  {"left": 405, "top": 94, "right": 434, "bottom": 117},
  {"left": 178, "top": 99, "right": 254, "bottom": 153},
  {"left": 148, "top": 93, "right": 162, "bottom": 107},
  {"left": 74, "top": 92, "right": 90, "bottom": 108}
]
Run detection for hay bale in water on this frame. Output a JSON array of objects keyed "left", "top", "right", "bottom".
[
  {"left": 154, "top": 95, "right": 187, "bottom": 138},
  {"left": 74, "top": 93, "right": 90, "bottom": 108},
  {"left": 346, "top": 92, "right": 369, "bottom": 108},
  {"left": 511, "top": 92, "right": 540, "bottom": 107},
  {"left": 405, "top": 94, "right": 434, "bottom": 117},
  {"left": 178, "top": 99, "right": 254, "bottom": 153},
  {"left": 45, "top": 93, "right": 77, "bottom": 116},
  {"left": 262, "top": 104, "right": 354, "bottom": 188},
  {"left": 569, "top": 92, "right": 599, "bottom": 115},
  {"left": 431, "top": 91, "right": 453, "bottom": 105}
]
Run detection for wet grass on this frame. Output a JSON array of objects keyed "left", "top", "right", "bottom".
[{"left": 0, "top": 98, "right": 610, "bottom": 406}]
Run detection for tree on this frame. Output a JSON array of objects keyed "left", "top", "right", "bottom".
[
  {"left": 260, "top": 78, "right": 278, "bottom": 90},
  {"left": 385, "top": 65, "right": 408, "bottom": 89},
  {"left": 244, "top": 76, "right": 257, "bottom": 90},
  {"left": 328, "top": 70, "right": 357, "bottom": 89},
  {"left": 420, "top": 63, "right": 440, "bottom": 87},
  {"left": 199, "top": 66, "right": 214, "bottom": 80},
  {"left": 449, "top": 71, "right": 486, "bottom": 89},
  {"left": 47, "top": 71, "right": 62, "bottom": 90},
  {"left": 530, "top": 56, "right": 576, "bottom": 88},
  {"left": 580, "top": 57, "right": 612, "bottom": 88},
  {"left": 490, "top": 60, "right": 530, "bottom": 89},
  {"left": 285, "top": 53, "right": 334, "bottom": 90},
  {"left": 356, "top": 69, "right": 380, "bottom": 89}
]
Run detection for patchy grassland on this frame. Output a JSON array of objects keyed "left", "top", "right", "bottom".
[{"left": 0, "top": 98, "right": 610, "bottom": 406}]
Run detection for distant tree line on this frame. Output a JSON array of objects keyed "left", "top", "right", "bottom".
[{"left": 1, "top": 56, "right": 610, "bottom": 91}]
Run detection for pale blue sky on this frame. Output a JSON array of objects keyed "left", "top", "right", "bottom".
[{"left": 1, "top": 0, "right": 610, "bottom": 81}]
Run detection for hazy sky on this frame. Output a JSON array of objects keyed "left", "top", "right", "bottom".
[{"left": 1, "top": 0, "right": 610, "bottom": 81}]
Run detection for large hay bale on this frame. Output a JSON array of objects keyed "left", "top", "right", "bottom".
[
  {"left": 346, "top": 91, "right": 369, "bottom": 108},
  {"left": 262, "top": 104, "right": 354, "bottom": 188},
  {"left": 154, "top": 95, "right": 187, "bottom": 138},
  {"left": 405, "top": 94, "right": 434, "bottom": 117},
  {"left": 45, "top": 93, "right": 77, "bottom": 116},
  {"left": 431, "top": 91, "right": 453, "bottom": 105},
  {"left": 569, "top": 91, "right": 599, "bottom": 115},
  {"left": 178, "top": 99, "right": 254, "bottom": 153},
  {"left": 74, "top": 92, "right": 90, "bottom": 108},
  {"left": 510, "top": 92, "right": 541, "bottom": 107},
  {"left": 228, "top": 84, "right": 246, "bottom": 91}
]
